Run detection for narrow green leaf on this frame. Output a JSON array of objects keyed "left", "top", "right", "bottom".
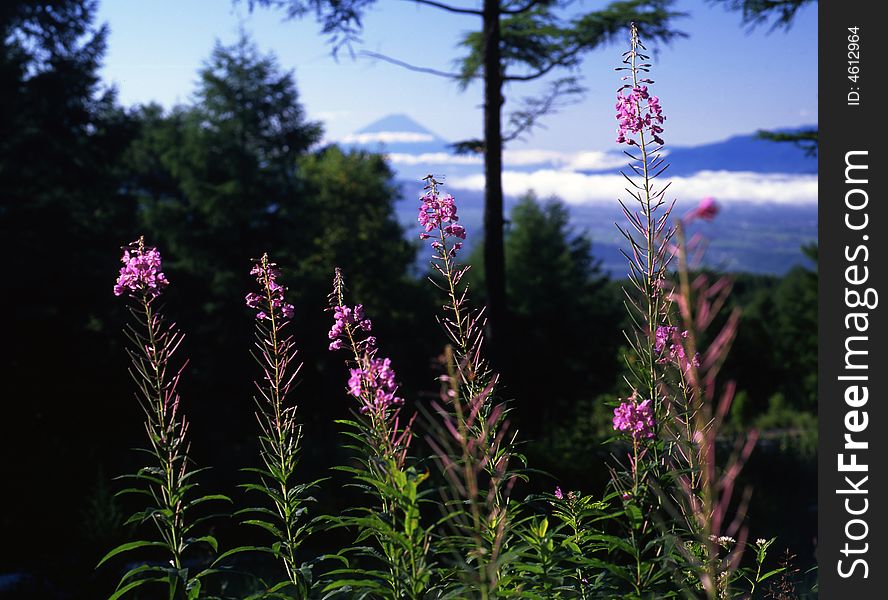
[
  {"left": 108, "top": 576, "right": 162, "bottom": 600},
  {"left": 97, "top": 540, "right": 168, "bottom": 568}
]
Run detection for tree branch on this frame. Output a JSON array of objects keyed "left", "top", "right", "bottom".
[
  {"left": 503, "top": 46, "right": 581, "bottom": 82},
  {"left": 359, "top": 50, "right": 464, "bottom": 79},
  {"left": 502, "top": 76, "right": 584, "bottom": 143},
  {"left": 708, "top": 0, "right": 814, "bottom": 31},
  {"left": 501, "top": 4, "right": 688, "bottom": 83},
  {"left": 401, "top": 0, "right": 482, "bottom": 15},
  {"left": 450, "top": 138, "right": 485, "bottom": 154},
  {"left": 756, "top": 127, "right": 818, "bottom": 157}
]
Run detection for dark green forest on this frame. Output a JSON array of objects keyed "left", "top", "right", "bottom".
[{"left": 1, "top": 1, "right": 815, "bottom": 597}]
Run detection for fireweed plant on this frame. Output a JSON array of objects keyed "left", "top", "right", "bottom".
[
  {"left": 100, "top": 238, "right": 229, "bottom": 599},
  {"left": 607, "top": 23, "right": 685, "bottom": 597},
  {"left": 610, "top": 24, "right": 781, "bottom": 599},
  {"left": 417, "top": 175, "right": 523, "bottom": 599},
  {"left": 322, "top": 268, "right": 434, "bottom": 599},
  {"left": 539, "top": 487, "right": 617, "bottom": 597},
  {"left": 218, "top": 254, "right": 320, "bottom": 597}
]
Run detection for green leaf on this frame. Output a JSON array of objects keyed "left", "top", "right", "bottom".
[
  {"left": 624, "top": 502, "right": 643, "bottom": 529},
  {"left": 186, "top": 578, "right": 201, "bottom": 600},
  {"left": 267, "top": 580, "right": 294, "bottom": 593},
  {"left": 243, "top": 519, "right": 283, "bottom": 538},
  {"left": 119, "top": 564, "right": 170, "bottom": 584},
  {"left": 97, "top": 540, "right": 168, "bottom": 568},
  {"left": 185, "top": 535, "right": 218, "bottom": 552},
  {"left": 108, "top": 576, "right": 163, "bottom": 600},
  {"left": 759, "top": 567, "right": 785, "bottom": 582},
  {"left": 167, "top": 570, "right": 181, "bottom": 600},
  {"left": 114, "top": 487, "right": 153, "bottom": 499},
  {"left": 186, "top": 494, "right": 232, "bottom": 509},
  {"left": 212, "top": 545, "right": 275, "bottom": 566},
  {"left": 322, "top": 579, "right": 386, "bottom": 593},
  {"left": 562, "top": 540, "right": 582, "bottom": 555}
]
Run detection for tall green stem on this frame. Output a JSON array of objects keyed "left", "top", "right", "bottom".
[{"left": 141, "top": 295, "right": 183, "bottom": 570}]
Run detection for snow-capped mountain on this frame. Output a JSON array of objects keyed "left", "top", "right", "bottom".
[{"left": 340, "top": 113, "right": 451, "bottom": 156}]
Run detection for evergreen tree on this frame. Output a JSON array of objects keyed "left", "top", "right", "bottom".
[
  {"left": 729, "top": 245, "right": 817, "bottom": 420},
  {"left": 709, "top": 0, "right": 814, "bottom": 30},
  {"left": 129, "top": 35, "right": 322, "bottom": 307},
  {"left": 0, "top": 0, "right": 140, "bottom": 587}
]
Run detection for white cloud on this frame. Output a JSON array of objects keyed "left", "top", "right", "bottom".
[
  {"left": 500, "top": 149, "right": 625, "bottom": 170},
  {"left": 447, "top": 169, "right": 817, "bottom": 205},
  {"left": 385, "top": 148, "right": 627, "bottom": 170},
  {"left": 562, "top": 151, "right": 629, "bottom": 171},
  {"left": 501, "top": 149, "right": 565, "bottom": 166},
  {"left": 387, "top": 152, "right": 482, "bottom": 166},
  {"left": 340, "top": 131, "right": 436, "bottom": 144}
]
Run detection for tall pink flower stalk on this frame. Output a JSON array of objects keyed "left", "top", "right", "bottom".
[
  {"left": 613, "top": 25, "right": 762, "bottom": 599},
  {"left": 113, "top": 238, "right": 189, "bottom": 568},
  {"left": 101, "top": 237, "right": 225, "bottom": 597},
  {"left": 328, "top": 268, "right": 412, "bottom": 467},
  {"left": 325, "top": 268, "right": 432, "bottom": 599},
  {"left": 237, "top": 253, "right": 313, "bottom": 594},
  {"left": 613, "top": 23, "right": 676, "bottom": 440},
  {"left": 418, "top": 175, "right": 516, "bottom": 598},
  {"left": 610, "top": 25, "right": 679, "bottom": 594},
  {"left": 417, "top": 176, "right": 484, "bottom": 383}
]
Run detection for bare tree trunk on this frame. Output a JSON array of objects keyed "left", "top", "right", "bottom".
[{"left": 482, "top": 0, "right": 508, "bottom": 372}]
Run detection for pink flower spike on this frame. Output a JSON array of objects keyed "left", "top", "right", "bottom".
[
  {"left": 615, "top": 84, "right": 666, "bottom": 147},
  {"left": 685, "top": 197, "right": 719, "bottom": 223},
  {"left": 417, "top": 179, "right": 468, "bottom": 256},
  {"left": 327, "top": 299, "right": 375, "bottom": 353},
  {"left": 612, "top": 395, "right": 655, "bottom": 440},
  {"left": 114, "top": 238, "right": 170, "bottom": 299},
  {"left": 246, "top": 254, "right": 294, "bottom": 322}
]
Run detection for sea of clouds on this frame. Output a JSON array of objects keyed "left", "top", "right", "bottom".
[{"left": 335, "top": 122, "right": 817, "bottom": 207}]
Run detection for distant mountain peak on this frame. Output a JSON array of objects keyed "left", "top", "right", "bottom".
[
  {"left": 341, "top": 113, "right": 451, "bottom": 155},
  {"left": 356, "top": 114, "right": 445, "bottom": 139}
]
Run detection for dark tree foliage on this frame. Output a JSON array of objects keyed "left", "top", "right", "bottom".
[
  {"left": 1, "top": 0, "right": 141, "bottom": 591},
  {"left": 728, "top": 244, "right": 817, "bottom": 421},
  {"left": 709, "top": 0, "right": 815, "bottom": 31},
  {"left": 757, "top": 127, "right": 818, "bottom": 157},
  {"left": 0, "top": 12, "right": 429, "bottom": 595},
  {"left": 129, "top": 36, "right": 322, "bottom": 276}
]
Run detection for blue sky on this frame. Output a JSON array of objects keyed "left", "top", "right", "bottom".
[{"left": 96, "top": 0, "right": 817, "bottom": 152}]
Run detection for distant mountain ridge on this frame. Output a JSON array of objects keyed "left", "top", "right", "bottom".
[
  {"left": 341, "top": 114, "right": 818, "bottom": 181},
  {"left": 616, "top": 129, "right": 817, "bottom": 176}
]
